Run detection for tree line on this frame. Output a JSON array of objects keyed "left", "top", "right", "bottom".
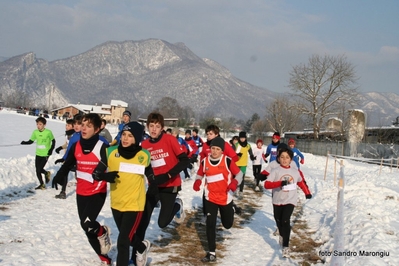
[{"left": 134, "top": 54, "right": 359, "bottom": 140}]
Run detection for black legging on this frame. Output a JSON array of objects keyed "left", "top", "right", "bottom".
[
  {"left": 76, "top": 193, "right": 107, "bottom": 255},
  {"left": 60, "top": 168, "right": 76, "bottom": 193},
  {"left": 239, "top": 167, "right": 246, "bottom": 192},
  {"left": 204, "top": 199, "right": 234, "bottom": 252},
  {"left": 112, "top": 209, "right": 146, "bottom": 266},
  {"left": 253, "top": 165, "right": 261, "bottom": 186},
  {"left": 131, "top": 187, "right": 180, "bottom": 261},
  {"left": 273, "top": 204, "right": 295, "bottom": 247},
  {"left": 35, "top": 155, "right": 48, "bottom": 185}
]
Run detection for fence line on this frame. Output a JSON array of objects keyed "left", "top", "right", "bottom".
[
  {"left": 328, "top": 154, "right": 398, "bottom": 175},
  {"left": 330, "top": 158, "right": 345, "bottom": 266}
]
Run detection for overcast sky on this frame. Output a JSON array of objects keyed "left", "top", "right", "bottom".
[{"left": 1, "top": 0, "right": 398, "bottom": 94}]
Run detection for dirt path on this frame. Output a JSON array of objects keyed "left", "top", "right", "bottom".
[{"left": 149, "top": 176, "right": 323, "bottom": 265}]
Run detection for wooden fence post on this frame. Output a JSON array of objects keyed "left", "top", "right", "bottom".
[
  {"left": 391, "top": 158, "right": 393, "bottom": 173},
  {"left": 334, "top": 157, "right": 337, "bottom": 186},
  {"left": 324, "top": 151, "right": 329, "bottom": 181},
  {"left": 338, "top": 160, "right": 345, "bottom": 188}
]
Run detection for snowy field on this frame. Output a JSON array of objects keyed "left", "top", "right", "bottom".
[{"left": 0, "top": 110, "right": 398, "bottom": 265}]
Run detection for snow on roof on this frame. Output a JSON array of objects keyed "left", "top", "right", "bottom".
[
  {"left": 68, "top": 104, "right": 97, "bottom": 113},
  {"left": 91, "top": 106, "right": 111, "bottom": 115},
  {"left": 110, "top": 100, "right": 128, "bottom": 107},
  {"left": 348, "top": 109, "right": 365, "bottom": 113},
  {"left": 51, "top": 101, "right": 125, "bottom": 112}
]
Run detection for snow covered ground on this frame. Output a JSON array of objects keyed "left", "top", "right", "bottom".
[{"left": 0, "top": 110, "right": 398, "bottom": 265}]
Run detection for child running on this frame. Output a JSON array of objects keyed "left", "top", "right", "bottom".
[
  {"left": 193, "top": 137, "right": 243, "bottom": 263},
  {"left": 51, "top": 113, "right": 113, "bottom": 265},
  {"left": 54, "top": 119, "right": 74, "bottom": 154},
  {"left": 265, "top": 132, "right": 281, "bottom": 163},
  {"left": 264, "top": 146, "right": 311, "bottom": 258},
  {"left": 288, "top": 138, "right": 305, "bottom": 169},
  {"left": 252, "top": 139, "right": 266, "bottom": 191},
  {"left": 184, "top": 129, "right": 199, "bottom": 179},
  {"left": 131, "top": 112, "right": 190, "bottom": 264},
  {"left": 234, "top": 131, "right": 255, "bottom": 198},
  {"left": 106, "top": 122, "right": 152, "bottom": 266},
  {"left": 198, "top": 125, "right": 241, "bottom": 220},
  {"left": 20, "top": 117, "right": 55, "bottom": 190}
]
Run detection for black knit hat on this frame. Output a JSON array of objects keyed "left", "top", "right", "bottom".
[
  {"left": 185, "top": 129, "right": 191, "bottom": 135},
  {"left": 211, "top": 137, "right": 225, "bottom": 151},
  {"left": 123, "top": 110, "right": 131, "bottom": 117},
  {"left": 122, "top": 122, "right": 144, "bottom": 143},
  {"left": 239, "top": 131, "right": 247, "bottom": 138},
  {"left": 277, "top": 142, "right": 288, "bottom": 151}
]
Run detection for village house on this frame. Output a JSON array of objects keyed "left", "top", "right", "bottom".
[{"left": 51, "top": 100, "right": 128, "bottom": 124}]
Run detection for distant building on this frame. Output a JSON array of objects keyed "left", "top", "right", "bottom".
[{"left": 51, "top": 100, "right": 128, "bottom": 123}]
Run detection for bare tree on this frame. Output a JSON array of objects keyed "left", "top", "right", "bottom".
[
  {"left": 178, "top": 105, "right": 195, "bottom": 127},
  {"left": 199, "top": 111, "right": 220, "bottom": 129},
  {"left": 288, "top": 54, "right": 359, "bottom": 139},
  {"left": 219, "top": 116, "right": 237, "bottom": 134},
  {"left": 251, "top": 119, "right": 268, "bottom": 140},
  {"left": 264, "top": 96, "right": 298, "bottom": 133},
  {"left": 244, "top": 113, "right": 260, "bottom": 132},
  {"left": 125, "top": 104, "right": 141, "bottom": 120},
  {"left": 5, "top": 91, "right": 33, "bottom": 108},
  {"left": 154, "top": 97, "right": 183, "bottom": 118}
]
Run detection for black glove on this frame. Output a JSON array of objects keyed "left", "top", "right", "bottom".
[
  {"left": 256, "top": 173, "right": 268, "bottom": 181},
  {"left": 306, "top": 194, "right": 312, "bottom": 199},
  {"left": 250, "top": 155, "right": 256, "bottom": 161},
  {"left": 20, "top": 141, "right": 29, "bottom": 145},
  {"left": 92, "top": 171, "right": 119, "bottom": 183},
  {"left": 55, "top": 146, "right": 63, "bottom": 154},
  {"left": 237, "top": 152, "right": 243, "bottom": 157},
  {"left": 281, "top": 180, "right": 288, "bottom": 187},
  {"left": 147, "top": 174, "right": 170, "bottom": 186},
  {"left": 264, "top": 159, "right": 268, "bottom": 163},
  {"left": 147, "top": 182, "right": 159, "bottom": 197},
  {"left": 55, "top": 159, "right": 65, "bottom": 164}
]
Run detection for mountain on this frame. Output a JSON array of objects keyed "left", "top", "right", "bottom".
[
  {"left": 358, "top": 92, "right": 399, "bottom": 126},
  {"left": 0, "top": 39, "right": 277, "bottom": 119},
  {"left": 0, "top": 53, "right": 68, "bottom": 108},
  {"left": 0, "top": 39, "right": 398, "bottom": 125}
]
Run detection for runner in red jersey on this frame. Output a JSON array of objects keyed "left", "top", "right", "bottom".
[
  {"left": 131, "top": 112, "right": 190, "bottom": 263},
  {"left": 51, "top": 113, "right": 113, "bottom": 265},
  {"left": 193, "top": 137, "right": 243, "bottom": 263},
  {"left": 198, "top": 125, "right": 241, "bottom": 221}
]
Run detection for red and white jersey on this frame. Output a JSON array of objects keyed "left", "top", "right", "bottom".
[
  {"left": 185, "top": 138, "right": 198, "bottom": 158},
  {"left": 75, "top": 140, "right": 107, "bottom": 196},
  {"left": 198, "top": 154, "right": 241, "bottom": 205},
  {"left": 141, "top": 133, "right": 185, "bottom": 188}
]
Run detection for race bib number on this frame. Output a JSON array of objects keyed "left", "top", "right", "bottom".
[
  {"left": 76, "top": 170, "right": 94, "bottom": 183},
  {"left": 119, "top": 162, "right": 145, "bottom": 175},
  {"left": 151, "top": 158, "right": 166, "bottom": 168},
  {"left": 283, "top": 183, "right": 297, "bottom": 191},
  {"left": 206, "top": 173, "right": 224, "bottom": 183}
]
